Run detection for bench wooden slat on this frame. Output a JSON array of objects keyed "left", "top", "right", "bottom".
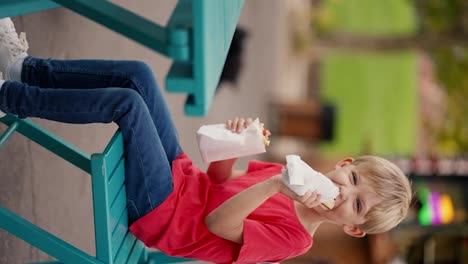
[
  {"left": 103, "top": 132, "right": 125, "bottom": 174},
  {"left": 109, "top": 186, "right": 127, "bottom": 230},
  {"left": 111, "top": 208, "right": 129, "bottom": 260},
  {"left": 107, "top": 158, "right": 125, "bottom": 203},
  {"left": 114, "top": 233, "right": 137, "bottom": 264},
  {"left": 126, "top": 240, "right": 146, "bottom": 264}
]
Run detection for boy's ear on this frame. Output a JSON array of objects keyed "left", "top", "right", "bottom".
[
  {"left": 342, "top": 225, "right": 366, "bottom": 238},
  {"left": 335, "top": 157, "right": 354, "bottom": 169}
]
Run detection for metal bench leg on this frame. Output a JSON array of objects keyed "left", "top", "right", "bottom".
[
  {"left": 0, "top": 0, "right": 60, "bottom": 18},
  {"left": 0, "top": 115, "right": 91, "bottom": 173},
  {"left": 0, "top": 207, "right": 102, "bottom": 264}
]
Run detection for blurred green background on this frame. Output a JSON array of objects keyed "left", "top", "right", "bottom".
[
  {"left": 311, "top": 0, "right": 467, "bottom": 156},
  {"left": 319, "top": 0, "right": 416, "bottom": 36},
  {"left": 321, "top": 52, "right": 417, "bottom": 155}
]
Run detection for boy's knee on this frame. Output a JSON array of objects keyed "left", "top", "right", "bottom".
[
  {"left": 125, "top": 61, "right": 158, "bottom": 98},
  {"left": 119, "top": 88, "right": 144, "bottom": 106},
  {"left": 127, "top": 61, "right": 155, "bottom": 82}
]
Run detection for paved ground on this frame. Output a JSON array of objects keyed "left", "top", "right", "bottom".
[{"left": 0, "top": 0, "right": 289, "bottom": 262}]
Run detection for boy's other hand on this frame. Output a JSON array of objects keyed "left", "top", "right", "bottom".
[
  {"left": 297, "top": 191, "right": 322, "bottom": 208},
  {"left": 226, "top": 117, "right": 253, "bottom": 133},
  {"left": 270, "top": 174, "right": 322, "bottom": 208}
]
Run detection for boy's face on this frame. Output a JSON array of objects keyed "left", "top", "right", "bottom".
[{"left": 316, "top": 158, "right": 381, "bottom": 237}]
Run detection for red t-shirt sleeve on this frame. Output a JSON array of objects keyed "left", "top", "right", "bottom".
[
  {"left": 247, "top": 160, "right": 284, "bottom": 173},
  {"left": 235, "top": 218, "right": 312, "bottom": 263}
]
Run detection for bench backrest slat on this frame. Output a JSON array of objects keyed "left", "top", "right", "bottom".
[
  {"left": 91, "top": 132, "right": 144, "bottom": 264},
  {"left": 114, "top": 233, "right": 137, "bottom": 264}
]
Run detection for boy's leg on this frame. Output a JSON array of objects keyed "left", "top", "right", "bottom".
[
  {"left": 0, "top": 81, "right": 173, "bottom": 223},
  {"left": 0, "top": 17, "right": 181, "bottom": 163},
  {"left": 21, "top": 57, "right": 183, "bottom": 164}
]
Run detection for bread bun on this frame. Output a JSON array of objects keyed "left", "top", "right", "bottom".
[
  {"left": 320, "top": 201, "right": 335, "bottom": 210},
  {"left": 259, "top": 123, "right": 270, "bottom": 147}
]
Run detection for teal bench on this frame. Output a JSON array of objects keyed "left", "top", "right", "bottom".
[
  {"left": 0, "top": 0, "right": 244, "bottom": 116},
  {"left": 0, "top": 115, "right": 192, "bottom": 263}
]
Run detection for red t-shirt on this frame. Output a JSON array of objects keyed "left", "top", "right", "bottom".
[{"left": 129, "top": 153, "right": 312, "bottom": 263}]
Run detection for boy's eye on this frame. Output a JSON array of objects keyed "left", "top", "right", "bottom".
[
  {"left": 352, "top": 171, "right": 358, "bottom": 185},
  {"left": 356, "top": 198, "right": 362, "bottom": 213}
]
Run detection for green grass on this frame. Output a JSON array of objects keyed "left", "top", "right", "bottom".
[
  {"left": 320, "top": 51, "right": 418, "bottom": 156},
  {"left": 322, "top": 0, "right": 416, "bottom": 36}
]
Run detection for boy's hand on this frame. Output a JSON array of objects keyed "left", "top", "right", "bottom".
[
  {"left": 270, "top": 174, "right": 322, "bottom": 208},
  {"left": 226, "top": 117, "right": 253, "bottom": 133},
  {"left": 297, "top": 190, "right": 322, "bottom": 208}
]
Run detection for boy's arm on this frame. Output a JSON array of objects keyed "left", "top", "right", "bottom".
[
  {"left": 205, "top": 175, "right": 281, "bottom": 244},
  {"left": 206, "top": 158, "right": 246, "bottom": 184},
  {"left": 205, "top": 175, "right": 322, "bottom": 244}
]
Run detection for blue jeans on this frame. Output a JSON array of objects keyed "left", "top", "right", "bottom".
[{"left": 0, "top": 57, "right": 183, "bottom": 223}]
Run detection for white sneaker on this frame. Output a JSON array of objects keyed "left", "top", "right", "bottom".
[{"left": 0, "top": 18, "right": 29, "bottom": 81}]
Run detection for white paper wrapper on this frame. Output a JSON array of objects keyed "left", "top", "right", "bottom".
[
  {"left": 281, "top": 154, "right": 339, "bottom": 202},
  {"left": 196, "top": 118, "right": 266, "bottom": 163}
]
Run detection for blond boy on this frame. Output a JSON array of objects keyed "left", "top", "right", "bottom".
[{"left": 0, "top": 16, "right": 411, "bottom": 263}]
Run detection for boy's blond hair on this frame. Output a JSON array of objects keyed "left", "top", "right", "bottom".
[{"left": 352, "top": 156, "right": 412, "bottom": 234}]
